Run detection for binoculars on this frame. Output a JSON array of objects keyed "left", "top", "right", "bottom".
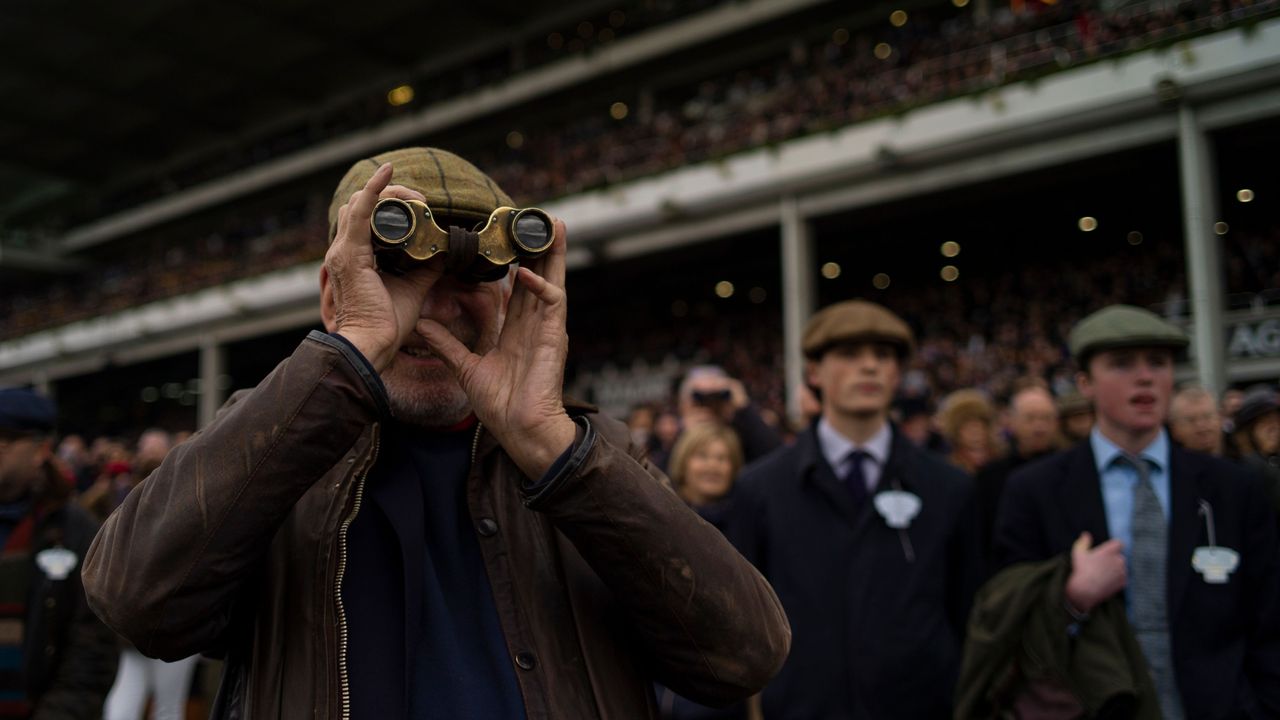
[{"left": 369, "top": 198, "right": 554, "bottom": 282}]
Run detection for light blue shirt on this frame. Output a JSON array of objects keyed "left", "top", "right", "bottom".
[{"left": 1090, "top": 427, "right": 1172, "bottom": 568}]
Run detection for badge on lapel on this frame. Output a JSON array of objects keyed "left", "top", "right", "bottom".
[
  {"left": 1193, "top": 499, "right": 1239, "bottom": 584},
  {"left": 873, "top": 490, "right": 921, "bottom": 529},
  {"left": 35, "top": 547, "right": 78, "bottom": 581}
]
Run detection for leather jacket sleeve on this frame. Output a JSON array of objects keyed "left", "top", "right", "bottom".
[
  {"left": 522, "top": 414, "right": 792, "bottom": 706},
  {"left": 82, "top": 331, "right": 384, "bottom": 660}
]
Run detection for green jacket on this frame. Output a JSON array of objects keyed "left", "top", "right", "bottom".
[{"left": 955, "top": 555, "right": 1159, "bottom": 719}]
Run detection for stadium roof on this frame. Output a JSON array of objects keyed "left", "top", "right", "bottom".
[{"left": 0, "top": 0, "right": 615, "bottom": 235}]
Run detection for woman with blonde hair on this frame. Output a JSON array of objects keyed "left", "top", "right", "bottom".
[
  {"left": 937, "top": 388, "right": 1005, "bottom": 475},
  {"left": 667, "top": 422, "right": 745, "bottom": 530}
]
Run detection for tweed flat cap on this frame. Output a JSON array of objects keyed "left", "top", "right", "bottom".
[
  {"left": 802, "top": 300, "right": 915, "bottom": 359},
  {"left": 1068, "top": 305, "right": 1188, "bottom": 364},
  {"left": 0, "top": 388, "right": 56, "bottom": 434},
  {"left": 328, "top": 147, "right": 513, "bottom": 242}
]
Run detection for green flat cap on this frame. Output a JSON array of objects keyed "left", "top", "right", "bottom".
[
  {"left": 1068, "top": 304, "right": 1189, "bottom": 364},
  {"left": 802, "top": 300, "right": 915, "bottom": 359},
  {"left": 328, "top": 147, "right": 513, "bottom": 242}
]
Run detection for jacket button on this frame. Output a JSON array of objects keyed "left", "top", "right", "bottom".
[
  {"left": 515, "top": 652, "right": 536, "bottom": 670},
  {"left": 476, "top": 518, "right": 498, "bottom": 537}
]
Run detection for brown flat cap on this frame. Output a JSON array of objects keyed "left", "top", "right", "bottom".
[
  {"left": 802, "top": 300, "right": 915, "bottom": 359},
  {"left": 327, "top": 147, "right": 513, "bottom": 242}
]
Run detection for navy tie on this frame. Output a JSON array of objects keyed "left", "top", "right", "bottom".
[{"left": 842, "top": 450, "right": 870, "bottom": 506}]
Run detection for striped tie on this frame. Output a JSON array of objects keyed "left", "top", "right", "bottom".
[{"left": 1121, "top": 453, "right": 1184, "bottom": 720}]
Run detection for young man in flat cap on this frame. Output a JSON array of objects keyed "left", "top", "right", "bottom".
[
  {"left": 727, "top": 299, "right": 981, "bottom": 719},
  {"left": 83, "top": 148, "right": 789, "bottom": 719},
  {"left": 0, "top": 389, "right": 117, "bottom": 719},
  {"left": 993, "top": 305, "right": 1280, "bottom": 717}
]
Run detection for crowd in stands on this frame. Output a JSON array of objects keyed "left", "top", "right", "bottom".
[{"left": 4, "top": 0, "right": 1275, "bottom": 339}]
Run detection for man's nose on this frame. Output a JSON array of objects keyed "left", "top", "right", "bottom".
[{"left": 420, "top": 282, "right": 462, "bottom": 321}]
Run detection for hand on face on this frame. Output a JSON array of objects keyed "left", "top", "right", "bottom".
[
  {"left": 322, "top": 163, "right": 445, "bottom": 373},
  {"left": 416, "top": 218, "right": 576, "bottom": 479},
  {"left": 1065, "top": 532, "right": 1127, "bottom": 613}
]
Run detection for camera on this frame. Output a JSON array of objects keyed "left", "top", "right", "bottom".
[
  {"left": 691, "top": 389, "right": 732, "bottom": 406},
  {"left": 369, "top": 198, "right": 553, "bottom": 282}
]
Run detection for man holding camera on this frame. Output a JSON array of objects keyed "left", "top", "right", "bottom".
[
  {"left": 727, "top": 300, "right": 980, "bottom": 718},
  {"left": 83, "top": 147, "right": 789, "bottom": 719},
  {"left": 677, "top": 366, "right": 781, "bottom": 468}
]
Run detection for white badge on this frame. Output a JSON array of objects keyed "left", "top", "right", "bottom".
[
  {"left": 874, "top": 490, "right": 922, "bottom": 529},
  {"left": 35, "top": 547, "right": 78, "bottom": 581},
  {"left": 1191, "top": 546, "right": 1239, "bottom": 584}
]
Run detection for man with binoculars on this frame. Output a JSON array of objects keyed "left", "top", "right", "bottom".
[{"left": 83, "top": 147, "right": 790, "bottom": 719}]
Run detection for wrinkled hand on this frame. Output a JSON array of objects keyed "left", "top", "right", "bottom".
[
  {"left": 323, "top": 163, "right": 444, "bottom": 372},
  {"left": 417, "top": 219, "right": 576, "bottom": 479},
  {"left": 1065, "top": 532, "right": 1127, "bottom": 613}
]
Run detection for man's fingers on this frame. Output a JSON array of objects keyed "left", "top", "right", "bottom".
[
  {"left": 381, "top": 184, "right": 426, "bottom": 202},
  {"left": 416, "top": 318, "right": 474, "bottom": 375},
  {"left": 346, "top": 163, "right": 394, "bottom": 238},
  {"left": 515, "top": 266, "right": 565, "bottom": 307},
  {"left": 1072, "top": 532, "right": 1093, "bottom": 555},
  {"left": 1096, "top": 539, "right": 1125, "bottom": 554}
]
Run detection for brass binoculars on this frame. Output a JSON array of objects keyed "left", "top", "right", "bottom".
[{"left": 369, "top": 198, "right": 554, "bottom": 282}]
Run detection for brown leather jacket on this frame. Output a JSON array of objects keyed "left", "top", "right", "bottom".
[{"left": 82, "top": 332, "right": 789, "bottom": 719}]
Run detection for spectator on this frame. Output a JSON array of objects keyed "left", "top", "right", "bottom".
[
  {"left": 938, "top": 389, "right": 1005, "bottom": 475},
  {"left": 974, "top": 305, "right": 1280, "bottom": 717},
  {"left": 0, "top": 388, "right": 117, "bottom": 718},
  {"left": 1057, "top": 390, "right": 1094, "bottom": 443},
  {"left": 1228, "top": 386, "right": 1280, "bottom": 515},
  {"left": 678, "top": 365, "right": 782, "bottom": 465},
  {"left": 648, "top": 408, "right": 682, "bottom": 472},
  {"left": 728, "top": 299, "right": 980, "bottom": 718},
  {"left": 82, "top": 148, "right": 789, "bottom": 718},
  {"left": 972, "top": 385, "right": 1061, "bottom": 570},
  {"left": 1168, "top": 385, "right": 1225, "bottom": 456}
]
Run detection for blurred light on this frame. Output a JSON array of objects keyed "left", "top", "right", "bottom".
[
  {"left": 940, "top": 241, "right": 960, "bottom": 257},
  {"left": 749, "top": 287, "right": 768, "bottom": 304},
  {"left": 547, "top": 32, "right": 564, "bottom": 50},
  {"left": 506, "top": 131, "right": 524, "bottom": 149},
  {"left": 873, "top": 273, "right": 891, "bottom": 290},
  {"left": 1127, "top": 231, "right": 1144, "bottom": 245},
  {"left": 609, "top": 10, "right": 626, "bottom": 27},
  {"left": 162, "top": 383, "right": 182, "bottom": 399},
  {"left": 577, "top": 21, "right": 594, "bottom": 39},
  {"left": 1078, "top": 216, "right": 1098, "bottom": 232},
  {"left": 599, "top": 28, "right": 615, "bottom": 42},
  {"left": 671, "top": 300, "right": 688, "bottom": 317},
  {"left": 179, "top": 392, "right": 195, "bottom": 407},
  {"left": 386, "top": 85, "right": 414, "bottom": 107},
  {"left": 941, "top": 265, "right": 960, "bottom": 282},
  {"left": 140, "top": 387, "right": 159, "bottom": 403},
  {"left": 890, "top": 10, "right": 908, "bottom": 26},
  {"left": 715, "top": 281, "right": 735, "bottom": 298},
  {"left": 1214, "top": 221, "right": 1229, "bottom": 235},
  {"left": 610, "top": 102, "right": 629, "bottom": 120},
  {"left": 568, "top": 38, "right": 585, "bottom": 52},
  {"left": 821, "top": 262, "right": 842, "bottom": 279},
  {"left": 953, "top": 0, "right": 969, "bottom": 5},
  {"left": 832, "top": 28, "right": 849, "bottom": 45},
  {"left": 1237, "top": 188, "right": 1254, "bottom": 203},
  {"left": 874, "top": 43, "right": 893, "bottom": 60}
]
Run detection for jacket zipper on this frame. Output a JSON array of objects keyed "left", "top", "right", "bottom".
[
  {"left": 335, "top": 431, "right": 378, "bottom": 720},
  {"left": 470, "top": 422, "right": 483, "bottom": 468}
]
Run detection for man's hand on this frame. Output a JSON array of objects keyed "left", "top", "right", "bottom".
[
  {"left": 416, "top": 218, "right": 576, "bottom": 479},
  {"left": 322, "top": 163, "right": 444, "bottom": 372},
  {"left": 1065, "top": 532, "right": 1127, "bottom": 613}
]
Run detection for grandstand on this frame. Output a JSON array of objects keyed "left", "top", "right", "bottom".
[{"left": 1, "top": 0, "right": 1278, "bottom": 436}]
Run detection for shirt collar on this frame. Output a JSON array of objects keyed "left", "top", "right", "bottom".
[
  {"left": 1090, "top": 426, "right": 1169, "bottom": 475},
  {"left": 817, "top": 417, "right": 893, "bottom": 469}
]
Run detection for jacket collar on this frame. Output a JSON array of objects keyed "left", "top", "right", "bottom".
[
  {"left": 1168, "top": 445, "right": 1212, "bottom": 620},
  {"left": 797, "top": 421, "right": 919, "bottom": 523},
  {"left": 1056, "top": 442, "right": 1112, "bottom": 543}
]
